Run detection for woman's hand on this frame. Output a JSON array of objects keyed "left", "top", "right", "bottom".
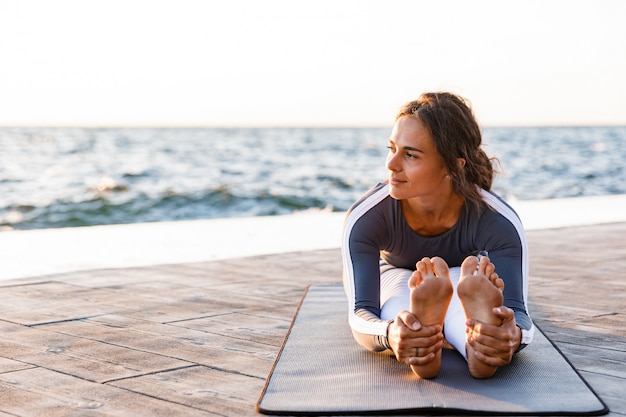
[
  {"left": 465, "top": 306, "right": 522, "bottom": 367},
  {"left": 387, "top": 310, "right": 444, "bottom": 366}
]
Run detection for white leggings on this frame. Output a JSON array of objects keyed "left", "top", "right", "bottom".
[{"left": 380, "top": 266, "right": 468, "bottom": 359}]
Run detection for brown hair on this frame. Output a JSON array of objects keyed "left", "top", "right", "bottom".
[{"left": 396, "top": 92, "right": 496, "bottom": 212}]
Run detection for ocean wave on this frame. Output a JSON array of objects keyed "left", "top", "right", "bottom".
[
  {"left": 0, "top": 186, "right": 339, "bottom": 230},
  {"left": 1, "top": 126, "right": 625, "bottom": 230}
]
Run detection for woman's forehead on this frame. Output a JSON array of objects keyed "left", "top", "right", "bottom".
[{"left": 390, "top": 116, "right": 434, "bottom": 147}]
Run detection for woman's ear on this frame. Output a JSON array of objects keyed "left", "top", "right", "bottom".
[{"left": 457, "top": 158, "right": 466, "bottom": 170}]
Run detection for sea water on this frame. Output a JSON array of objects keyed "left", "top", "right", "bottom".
[{"left": 1, "top": 126, "right": 625, "bottom": 230}]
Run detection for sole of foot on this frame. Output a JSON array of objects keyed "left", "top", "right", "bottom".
[
  {"left": 457, "top": 255, "right": 504, "bottom": 379},
  {"left": 408, "top": 256, "right": 453, "bottom": 379}
]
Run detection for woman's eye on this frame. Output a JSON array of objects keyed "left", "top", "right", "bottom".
[{"left": 406, "top": 152, "right": 416, "bottom": 159}]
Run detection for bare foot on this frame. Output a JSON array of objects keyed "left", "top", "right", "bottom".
[
  {"left": 408, "top": 257, "right": 453, "bottom": 378},
  {"left": 457, "top": 256, "right": 504, "bottom": 379}
]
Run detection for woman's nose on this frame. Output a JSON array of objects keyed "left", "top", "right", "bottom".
[{"left": 386, "top": 151, "right": 399, "bottom": 172}]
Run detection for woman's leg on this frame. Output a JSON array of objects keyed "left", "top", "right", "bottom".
[
  {"left": 380, "top": 266, "right": 412, "bottom": 321},
  {"left": 443, "top": 267, "right": 468, "bottom": 359}
]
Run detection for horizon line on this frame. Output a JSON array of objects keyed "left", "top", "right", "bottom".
[{"left": 2, "top": 122, "right": 626, "bottom": 129}]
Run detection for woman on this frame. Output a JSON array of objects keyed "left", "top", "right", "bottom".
[{"left": 341, "top": 92, "right": 534, "bottom": 379}]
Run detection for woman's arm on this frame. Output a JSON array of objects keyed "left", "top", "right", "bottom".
[{"left": 341, "top": 185, "right": 394, "bottom": 351}]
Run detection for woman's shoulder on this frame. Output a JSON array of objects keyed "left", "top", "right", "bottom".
[
  {"left": 472, "top": 190, "right": 526, "bottom": 241},
  {"left": 343, "top": 182, "right": 396, "bottom": 241},
  {"left": 479, "top": 190, "right": 522, "bottom": 224},
  {"left": 346, "top": 181, "right": 391, "bottom": 217}
]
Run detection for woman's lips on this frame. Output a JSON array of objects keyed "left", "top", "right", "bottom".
[{"left": 389, "top": 177, "right": 406, "bottom": 185}]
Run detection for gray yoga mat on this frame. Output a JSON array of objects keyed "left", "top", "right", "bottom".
[{"left": 257, "top": 284, "right": 608, "bottom": 416}]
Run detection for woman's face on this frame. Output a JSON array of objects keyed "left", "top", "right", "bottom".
[{"left": 386, "top": 116, "right": 450, "bottom": 201}]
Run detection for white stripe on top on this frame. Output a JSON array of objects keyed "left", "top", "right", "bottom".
[{"left": 342, "top": 183, "right": 391, "bottom": 336}]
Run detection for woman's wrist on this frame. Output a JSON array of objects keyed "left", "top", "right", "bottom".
[
  {"left": 384, "top": 319, "right": 395, "bottom": 351},
  {"left": 513, "top": 325, "right": 523, "bottom": 352}
]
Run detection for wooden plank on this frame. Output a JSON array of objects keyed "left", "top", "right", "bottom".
[
  {"left": 167, "top": 312, "right": 292, "bottom": 347},
  {"left": 549, "top": 342, "right": 626, "bottom": 379},
  {"left": 37, "top": 314, "right": 279, "bottom": 379},
  {"left": 536, "top": 323, "right": 626, "bottom": 351},
  {"left": 0, "top": 367, "right": 218, "bottom": 416},
  {"left": 578, "top": 371, "right": 626, "bottom": 416},
  {"left": 201, "top": 281, "right": 309, "bottom": 303},
  {"left": 109, "top": 365, "right": 264, "bottom": 416},
  {"left": 0, "top": 357, "right": 34, "bottom": 374},
  {"left": 118, "top": 295, "right": 296, "bottom": 324},
  {"left": 98, "top": 297, "right": 247, "bottom": 324},
  {"left": 3, "top": 321, "right": 191, "bottom": 383},
  {"left": 0, "top": 282, "right": 110, "bottom": 325}
]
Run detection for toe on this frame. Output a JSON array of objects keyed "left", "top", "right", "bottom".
[
  {"left": 408, "top": 270, "right": 423, "bottom": 288},
  {"left": 418, "top": 257, "right": 434, "bottom": 276},
  {"left": 461, "top": 256, "right": 479, "bottom": 278},
  {"left": 484, "top": 261, "right": 495, "bottom": 277},
  {"left": 477, "top": 256, "right": 491, "bottom": 275},
  {"left": 494, "top": 275, "right": 505, "bottom": 292},
  {"left": 430, "top": 257, "right": 450, "bottom": 279}
]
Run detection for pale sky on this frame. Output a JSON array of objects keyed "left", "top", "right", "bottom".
[{"left": 1, "top": 0, "right": 625, "bottom": 127}]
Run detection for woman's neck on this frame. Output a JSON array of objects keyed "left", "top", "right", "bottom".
[{"left": 401, "top": 193, "right": 465, "bottom": 236}]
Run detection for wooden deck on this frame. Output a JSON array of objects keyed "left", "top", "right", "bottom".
[{"left": 1, "top": 222, "right": 624, "bottom": 416}]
